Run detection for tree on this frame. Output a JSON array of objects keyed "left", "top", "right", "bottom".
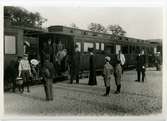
[
  {"left": 88, "top": 23, "right": 107, "bottom": 33},
  {"left": 70, "top": 23, "right": 79, "bottom": 29},
  {"left": 107, "top": 25, "right": 126, "bottom": 36},
  {"left": 4, "top": 6, "right": 47, "bottom": 28}
]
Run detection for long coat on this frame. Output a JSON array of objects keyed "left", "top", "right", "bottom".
[
  {"left": 70, "top": 51, "right": 80, "bottom": 76},
  {"left": 42, "top": 60, "right": 55, "bottom": 100},
  {"left": 103, "top": 62, "right": 114, "bottom": 87},
  {"left": 42, "top": 60, "right": 55, "bottom": 79},
  {"left": 136, "top": 54, "right": 146, "bottom": 71},
  {"left": 88, "top": 54, "right": 97, "bottom": 85},
  {"left": 114, "top": 63, "right": 122, "bottom": 86}
]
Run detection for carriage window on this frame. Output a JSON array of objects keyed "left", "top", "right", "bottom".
[
  {"left": 105, "top": 45, "right": 114, "bottom": 54},
  {"left": 84, "top": 42, "right": 94, "bottom": 52},
  {"left": 5, "top": 35, "right": 16, "bottom": 54},
  {"left": 129, "top": 46, "right": 134, "bottom": 54},
  {"left": 116, "top": 45, "right": 121, "bottom": 54},
  {"left": 154, "top": 47, "right": 157, "bottom": 54},
  {"left": 150, "top": 47, "right": 154, "bottom": 54},
  {"left": 110, "top": 45, "right": 115, "bottom": 53},
  {"left": 76, "top": 42, "right": 81, "bottom": 52},
  {"left": 136, "top": 46, "right": 140, "bottom": 53},
  {"left": 96, "top": 43, "right": 100, "bottom": 50},
  {"left": 101, "top": 43, "right": 104, "bottom": 51},
  {"left": 122, "top": 45, "right": 128, "bottom": 54}
]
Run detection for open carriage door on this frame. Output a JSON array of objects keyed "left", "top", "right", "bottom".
[{"left": 23, "top": 36, "right": 40, "bottom": 60}]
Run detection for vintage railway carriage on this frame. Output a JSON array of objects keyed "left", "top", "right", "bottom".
[
  {"left": 4, "top": 25, "right": 162, "bottom": 89},
  {"left": 47, "top": 26, "right": 161, "bottom": 70}
]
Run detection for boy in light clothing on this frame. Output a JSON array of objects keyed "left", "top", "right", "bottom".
[{"left": 18, "top": 54, "right": 31, "bottom": 93}]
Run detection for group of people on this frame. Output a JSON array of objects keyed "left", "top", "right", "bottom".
[
  {"left": 13, "top": 40, "right": 148, "bottom": 101},
  {"left": 102, "top": 50, "right": 125, "bottom": 96},
  {"left": 71, "top": 46, "right": 126, "bottom": 96}
]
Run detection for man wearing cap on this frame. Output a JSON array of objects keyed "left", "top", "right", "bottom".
[
  {"left": 42, "top": 54, "right": 55, "bottom": 101},
  {"left": 103, "top": 56, "right": 114, "bottom": 96},
  {"left": 18, "top": 54, "right": 32, "bottom": 93}
]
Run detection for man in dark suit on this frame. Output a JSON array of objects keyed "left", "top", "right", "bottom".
[
  {"left": 42, "top": 54, "right": 55, "bottom": 101},
  {"left": 136, "top": 50, "right": 146, "bottom": 82},
  {"left": 70, "top": 45, "right": 81, "bottom": 84}
]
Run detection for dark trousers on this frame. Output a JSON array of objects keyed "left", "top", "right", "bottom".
[
  {"left": 137, "top": 70, "right": 145, "bottom": 82},
  {"left": 88, "top": 71, "right": 97, "bottom": 85},
  {"left": 12, "top": 79, "right": 16, "bottom": 92},
  {"left": 121, "top": 65, "right": 124, "bottom": 74},
  {"left": 70, "top": 74, "right": 79, "bottom": 84},
  {"left": 18, "top": 84, "right": 24, "bottom": 92},
  {"left": 105, "top": 87, "right": 110, "bottom": 95},
  {"left": 21, "top": 70, "right": 30, "bottom": 92},
  {"left": 44, "top": 78, "right": 53, "bottom": 100}
]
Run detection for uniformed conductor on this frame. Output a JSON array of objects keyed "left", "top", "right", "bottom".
[{"left": 103, "top": 56, "right": 114, "bottom": 96}]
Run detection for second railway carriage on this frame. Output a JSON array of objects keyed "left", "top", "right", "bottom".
[{"left": 47, "top": 26, "right": 162, "bottom": 71}]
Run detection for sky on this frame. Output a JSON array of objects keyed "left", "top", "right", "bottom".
[{"left": 23, "top": 7, "right": 163, "bottom": 40}]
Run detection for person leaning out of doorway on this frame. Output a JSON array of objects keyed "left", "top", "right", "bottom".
[
  {"left": 18, "top": 54, "right": 32, "bottom": 93},
  {"left": 42, "top": 54, "right": 55, "bottom": 101},
  {"left": 102, "top": 56, "right": 114, "bottom": 96},
  {"left": 114, "top": 55, "right": 122, "bottom": 94}
]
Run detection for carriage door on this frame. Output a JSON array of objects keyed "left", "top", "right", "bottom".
[
  {"left": 116, "top": 44, "right": 121, "bottom": 54},
  {"left": 24, "top": 36, "right": 39, "bottom": 60}
]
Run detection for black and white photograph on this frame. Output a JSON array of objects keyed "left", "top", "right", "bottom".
[{"left": 2, "top": 3, "right": 165, "bottom": 118}]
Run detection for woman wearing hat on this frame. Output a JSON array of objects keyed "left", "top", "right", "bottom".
[{"left": 103, "top": 56, "right": 114, "bottom": 96}]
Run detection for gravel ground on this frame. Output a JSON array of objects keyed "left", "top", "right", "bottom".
[{"left": 4, "top": 68, "right": 162, "bottom": 116}]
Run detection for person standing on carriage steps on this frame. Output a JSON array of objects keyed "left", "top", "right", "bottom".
[
  {"left": 42, "top": 54, "right": 55, "bottom": 101},
  {"left": 136, "top": 50, "right": 146, "bottom": 82},
  {"left": 102, "top": 56, "right": 114, "bottom": 96},
  {"left": 70, "top": 44, "right": 80, "bottom": 84},
  {"left": 88, "top": 48, "right": 97, "bottom": 85},
  {"left": 18, "top": 54, "right": 32, "bottom": 93},
  {"left": 114, "top": 55, "right": 122, "bottom": 94}
]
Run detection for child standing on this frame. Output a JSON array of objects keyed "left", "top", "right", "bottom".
[{"left": 103, "top": 56, "right": 114, "bottom": 96}]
